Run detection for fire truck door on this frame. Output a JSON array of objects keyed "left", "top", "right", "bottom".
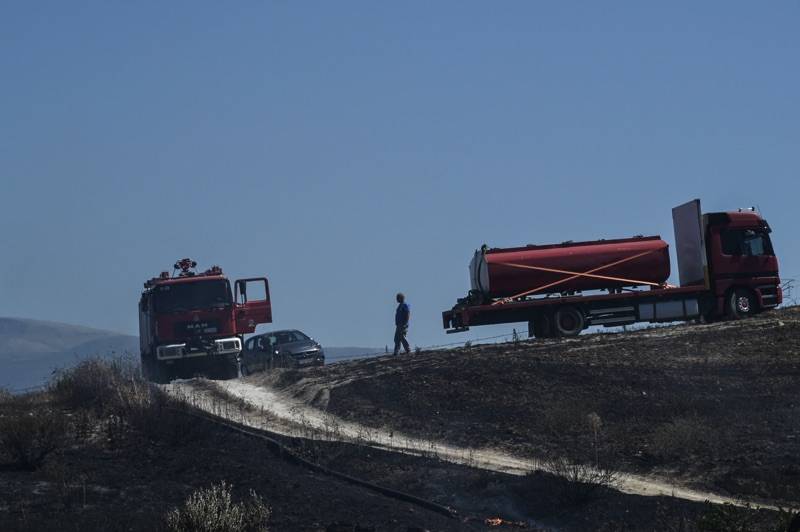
[{"left": 234, "top": 278, "right": 272, "bottom": 333}]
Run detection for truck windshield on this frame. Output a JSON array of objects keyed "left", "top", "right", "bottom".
[
  {"left": 153, "top": 280, "right": 232, "bottom": 312},
  {"left": 721, "top": 229, "right": 774, "bottom": 256}
]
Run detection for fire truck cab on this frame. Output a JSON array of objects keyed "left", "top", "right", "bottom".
[{"left": 138, "top": 259, "right": 272, "bottom": 383}]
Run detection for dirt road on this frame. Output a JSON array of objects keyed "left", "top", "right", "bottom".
[{"left": 166, "top": 377, "right": 781, "bottom": 509}]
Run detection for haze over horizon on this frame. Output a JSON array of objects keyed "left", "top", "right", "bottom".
[{"left": 2, "top": 2, "right": 798, "bottom": 348}]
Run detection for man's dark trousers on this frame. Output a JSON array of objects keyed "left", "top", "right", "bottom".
[{"left": 394, "top": 325, "right": 410, "bottom": 355}]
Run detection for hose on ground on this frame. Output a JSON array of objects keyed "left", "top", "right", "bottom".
[{"left": 173, "top": 405, "right": 458, "bottom": 520}]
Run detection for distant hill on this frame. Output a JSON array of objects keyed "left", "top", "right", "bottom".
[{"left": 0, "top": 318, "right": 138, "bottom": 391}]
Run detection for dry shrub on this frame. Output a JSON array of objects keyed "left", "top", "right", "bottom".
[
  {"left": 165, "top": 481, "right": 270, "bottom": 532},
  {"left": 49, "top": 357, "right": 199, "bottom": 446},
  {"left": 0, "top": 395, "right": 70, "bottom": 470},
  {"left": 537, "top": 409, "right": 618, "bottom": 505},
  {"left": 651, "top": 416, "right": 712, "bottom": 461},
  {"left": 543, "top": 456, "right": 617, "bottom": 505},
  {"left": 50, "top": 357, "right": 139, "bottom": 415}
]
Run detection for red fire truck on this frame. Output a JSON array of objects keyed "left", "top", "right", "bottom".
[
  {"left": 443, "top": 200, "right": 782, "bottom": 337},
  {"left": 139, "top": 259, "right": 272, "bottom": 382}
]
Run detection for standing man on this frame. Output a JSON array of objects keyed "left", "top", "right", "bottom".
[{"left": 394, "top": 292, "right": 411, "bottom": 355}]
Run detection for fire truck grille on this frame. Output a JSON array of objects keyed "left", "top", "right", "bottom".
[{"left": 175, "top": 320, "right": 221, "bottom": 337}]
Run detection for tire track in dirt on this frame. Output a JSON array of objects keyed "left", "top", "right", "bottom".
[{"left": 165, "top": 379, "right": 783, "bottom": 510}]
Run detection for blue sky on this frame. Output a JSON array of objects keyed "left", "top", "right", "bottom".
[{"left": 1, "top": 1, "right": 798, "bottom": 348}]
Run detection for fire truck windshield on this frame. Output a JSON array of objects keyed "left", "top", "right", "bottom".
[{"left": 153, "top": 280, "right": 232, "bottom": 313}]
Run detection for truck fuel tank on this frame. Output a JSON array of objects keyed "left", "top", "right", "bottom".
[{"left": 470, "top": 236, "right": 670, "bottom": 300}]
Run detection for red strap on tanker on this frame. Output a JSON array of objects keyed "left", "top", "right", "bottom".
[{"left": 491, "top": 248, "right": 674, "bottom": 305}]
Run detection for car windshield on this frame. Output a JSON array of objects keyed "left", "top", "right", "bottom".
[
  {"left": 721, "top": 229, "right": 774, "bottom": 256},
  {"left": 262, "top": 331, "right": 309, "bottom": 347},
  {"left": 154, "top": 280, "right": 232, "bottom": 312}
]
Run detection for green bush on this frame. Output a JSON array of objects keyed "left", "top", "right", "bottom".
[{"left": 165, "top": 481, "right": 270, "bottom": 532}]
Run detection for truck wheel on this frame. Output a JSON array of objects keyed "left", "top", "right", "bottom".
[
  {"left": 144, "top": 361, "right": 170, "bottom": 384},
  {"left": 554, "top": 306, "right": 585, "bottom": 337},
  {"left": 142, "top": 358, "right": 167, "bottom": 383},
  {"left": 529, "top": 315, "right": 554, "bottom": 339},
  {"left": 728, "top": 289, "right": 757, "bottom": 319},
  {"left": 216, "top": 360, "right": 238, "bottom": 380},
  {"left": 140, "top": 358, "right": 151, "bottom": 381}
]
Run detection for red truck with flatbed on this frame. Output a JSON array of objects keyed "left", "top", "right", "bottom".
[
  {"left": 138, "top": 259, "right": 272, "bottom": 383},
  {"left": 443, "top": 200, "right": 782, "bottom": 337}
]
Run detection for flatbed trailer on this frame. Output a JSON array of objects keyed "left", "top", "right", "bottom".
[{"left": 443, "top": 199, "right": 782, "bottom": 337}]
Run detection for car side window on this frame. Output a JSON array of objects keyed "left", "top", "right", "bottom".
[{"left": 245, "top": 337, "right": 255, "bottom": 351}]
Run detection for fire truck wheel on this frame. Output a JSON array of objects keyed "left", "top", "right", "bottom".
[
  {"left": 554, "top": 306, "right": 585, "bottom": 337},
  {"left": 143, "top": 361, "right": 169, "bottom": 384},
  {"left": 216, "top": 361, "right": 238, "bottom": 380},
  {"left": 155, "top": 363, "right": 172, "bottom": 384},
  {"left": 728, "top": 288, "right": 757, "bottom": 319}
]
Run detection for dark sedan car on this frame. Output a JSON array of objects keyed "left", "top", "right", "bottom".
[{"left": 241, "top": 329, "right": 325, "bottom": 374}]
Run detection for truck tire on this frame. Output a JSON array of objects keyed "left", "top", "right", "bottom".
[
  {"left": 142, "top": 358, "right": 160, "bottom": 383},
  {"left": 529, "top": 314, "right": 554, "bottom": 339},
  {"left": 727, "top": 288, "right": 757, "bottom": 319},
  {"left": 154, "top": 362, "right": 171, "bottom": 384},
  {"left": 143, "top": 360, "right": 169, "bottom": 384},
  {"left": 215, "top": 359, "right": 239, "bottom": 380},
  {"left": 554, "top": 306, "right": 585, "bottom": 337}
]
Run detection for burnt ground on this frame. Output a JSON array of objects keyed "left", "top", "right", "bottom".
[
  {"left": 0, "top": 393, "right": 471, "bottom": 532},
  {"left": 258, "top": 307, "right": 800, "bottom": 508},
  {"left": 2, "top": 308, "right": 798, "bottom": 531},
  {"left": 3, "top": 393, "right": 774, "bottom": 532}
]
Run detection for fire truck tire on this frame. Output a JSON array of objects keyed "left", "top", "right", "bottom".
[
  {"left": 154, "top": 363, "right": 171, "bottom": 384},
  {"left": 727, "top": 288, "right": 757, "bottom": 319},
  {"left": 215, "top": 360, "right": 239, "bottom": 380},
  {"left": 554, "top": 306, "right": 585, "bottom": 337},
  {"left": 142, "top": 359, "right": 170, "bottom": 384}
]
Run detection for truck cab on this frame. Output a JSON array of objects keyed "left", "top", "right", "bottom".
[
  {"left": 703, "top": 210, "right": 781, "bottom": 317},
  {"left": 138, "top": 259, "right": 272, "bottom": 382}
]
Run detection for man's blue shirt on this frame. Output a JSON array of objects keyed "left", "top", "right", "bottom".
[{"left": 395, "top": 302, "right": 410, "bottom": 327}]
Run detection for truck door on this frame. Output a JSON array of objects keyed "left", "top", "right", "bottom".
[{"left": 234, "top": 278, "right": 272, "bottom": 333}]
